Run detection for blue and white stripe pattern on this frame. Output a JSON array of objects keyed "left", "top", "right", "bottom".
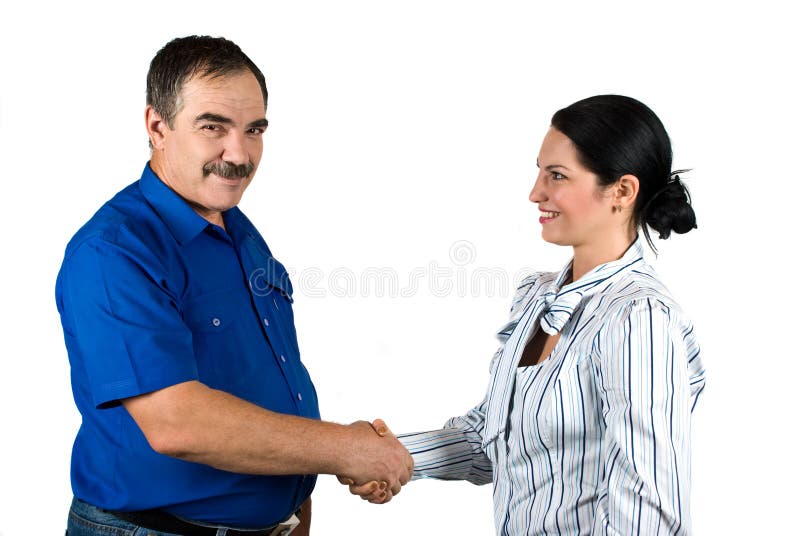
[{"left": 399, "top": 239, "right": 705, "bottom": 535}]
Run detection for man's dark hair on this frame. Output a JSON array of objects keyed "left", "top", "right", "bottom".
[{"left": 146, "top": 35, "right": 268, "bottom": 127}]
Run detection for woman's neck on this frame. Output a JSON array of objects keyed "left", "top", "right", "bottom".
[{"left": 571, "top": 232, "right": 636, "bottom": 281}]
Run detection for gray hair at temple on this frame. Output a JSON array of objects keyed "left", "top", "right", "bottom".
[{"left": 146, "top": 35, "right": 268, "bottom": 128}]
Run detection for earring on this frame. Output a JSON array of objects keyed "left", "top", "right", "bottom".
[{"left": 613, "top": 204, "right": 622, "bottom": 213}]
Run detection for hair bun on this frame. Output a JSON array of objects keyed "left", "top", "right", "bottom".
[{"left": 644, "top": 173, "right": 697, "bottom": 240}]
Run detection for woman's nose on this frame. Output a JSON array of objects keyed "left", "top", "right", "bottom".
[{"left": 529, "top": 175, "right": 545, "bottom": 203}]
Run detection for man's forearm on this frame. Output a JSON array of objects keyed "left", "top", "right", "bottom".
[{"left": 123, "top": 380, "right": 411, "bottom": 485}]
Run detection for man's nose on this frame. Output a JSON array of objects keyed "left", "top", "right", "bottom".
[{"left": 222, "top": 131, "right": 249, "bottom": 165}]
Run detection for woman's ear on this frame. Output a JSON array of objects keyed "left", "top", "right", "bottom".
[{"left": 615, "top": 174, "right": 640, "bottom": 209}]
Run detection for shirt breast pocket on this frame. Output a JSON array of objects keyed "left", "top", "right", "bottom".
[{"left": 182, "top": 289, "right": 252, "bottom": 389}]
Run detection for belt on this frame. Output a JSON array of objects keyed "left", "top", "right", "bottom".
[{"left": 109, "top": 508, "right": 298, "bottom": 536}]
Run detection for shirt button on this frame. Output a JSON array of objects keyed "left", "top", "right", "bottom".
[
  {"left": 263, "top": 318, "right": 269, "bottom": 327},
  {"left": 297, "top": 393, "right": 303, "bottom": 401},
  {"left": 280, "top": 355, "right": 286, "bottom": 363},
  {"left": 212, "top": 318, "right": 221, "bottom": 327}
]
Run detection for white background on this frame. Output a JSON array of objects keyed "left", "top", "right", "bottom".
[{"left": 1, "top": 1, "right": 797, "bottom": 534}]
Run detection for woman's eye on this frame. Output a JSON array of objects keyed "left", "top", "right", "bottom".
[{"left": 552, "top": 172, "right": 565, "bottom": 180}]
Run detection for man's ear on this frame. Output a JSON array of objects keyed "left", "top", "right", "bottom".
[
  {"left": 145, "top": 105, "right": 169, "bottom": 150},
  {"left": 615, "top": 174, "right": 640, "bottom": 209}
]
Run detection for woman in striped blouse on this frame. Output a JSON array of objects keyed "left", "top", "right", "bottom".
[{"left": 349, "top": 95, "right": 706, "bottom": 535}]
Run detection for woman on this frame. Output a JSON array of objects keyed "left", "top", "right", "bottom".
[{"left": 350, "top": 95, "right": 705, "bottom": 535}]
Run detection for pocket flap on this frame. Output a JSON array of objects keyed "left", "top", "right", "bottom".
[{"left": 182, "top": 289, "right": 243, "bottom": 333}]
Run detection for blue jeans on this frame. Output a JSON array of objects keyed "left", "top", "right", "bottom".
[{"left": 66, "top": 497, "right": 230, "bottom": 536}]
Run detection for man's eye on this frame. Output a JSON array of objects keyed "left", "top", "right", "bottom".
[
  {"left": 201, "top": 124, "right": 220, "bottom": 131},
  {"left": 247, "top": 127, "right": 265, "bottom": 135}
]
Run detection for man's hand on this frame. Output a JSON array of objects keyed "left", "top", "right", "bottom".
[
  {"left": 123, "top": 381, "right": 411, "bottom": 499},
  {"left": 336, "top": 419, "right": 411, "bottom": 504}
]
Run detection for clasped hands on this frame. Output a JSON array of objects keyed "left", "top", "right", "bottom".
[{"left": 337, "top": 419, "right": 413, "bottom": 504}]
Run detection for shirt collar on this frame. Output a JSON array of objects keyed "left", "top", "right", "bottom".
[
  {"left": 539, "top": 239, "right": 645, "bottom": 335},
  {"left": 138, "top": 163, "right": 212, "bottom": 246}
]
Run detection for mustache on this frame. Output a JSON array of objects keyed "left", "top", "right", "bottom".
[{"left": 203, "top": 161, "right": 255, "bottom": 179}]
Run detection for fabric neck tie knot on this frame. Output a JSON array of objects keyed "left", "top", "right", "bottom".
[
  {"left": 539, "top": 287, "right": 585, "bottom": 335},
  {"left": 537, "top": 239, "right": 646, "bottom": 336}
]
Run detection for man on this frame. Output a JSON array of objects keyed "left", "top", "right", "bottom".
[{"left": 57, "top": 35, "right": 412, "bottom": 536}]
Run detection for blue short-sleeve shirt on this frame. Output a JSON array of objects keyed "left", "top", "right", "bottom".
[{"left": 56, "top": 163, "right": 320, "bottom": 528}]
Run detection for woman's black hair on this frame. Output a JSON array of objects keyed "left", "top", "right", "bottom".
[{"left": 551, "top": 95, "right": 697, "bottom": 251}]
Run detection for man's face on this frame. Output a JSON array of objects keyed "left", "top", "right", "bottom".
[{"left": 149, "top": 71, "right": 267, "bottom": 225}]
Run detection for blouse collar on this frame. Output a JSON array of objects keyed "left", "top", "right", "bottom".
[{"left": 539, "top": 239, "right": 645, "bottom": 335}]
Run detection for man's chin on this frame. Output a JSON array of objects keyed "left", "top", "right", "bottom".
[{"left": 203, "top": 192, "right": 245, "bottom": 212}]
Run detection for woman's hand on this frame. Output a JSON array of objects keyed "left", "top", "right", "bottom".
[{"left": 336, "top": 419, "right": 403, "bottom": 504}]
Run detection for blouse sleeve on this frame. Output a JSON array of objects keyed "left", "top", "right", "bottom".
[
  {"left": 397, "top": 395, "right": 493, "bottom": 485},
  {"left": 590, "top": 297, "right": 705, "bottom": 535},
  {"left": 396, "top": 273, "right": 545, "bottom": 486}
]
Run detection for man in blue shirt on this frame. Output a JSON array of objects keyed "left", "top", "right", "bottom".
[{"left": 57, "top": 35, "right": 412, "bottom": 536}]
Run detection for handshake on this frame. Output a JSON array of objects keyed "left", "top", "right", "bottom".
[{"left": 336, "top": 419, "right": 413, "bottom": 504}]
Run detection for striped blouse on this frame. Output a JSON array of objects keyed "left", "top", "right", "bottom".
[{"left": 399, "top": 239, "right": 705, "bottom": 535}]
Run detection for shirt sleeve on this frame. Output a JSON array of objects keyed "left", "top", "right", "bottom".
[
  {"left": 590, "top": 297, "right": 704, "bottom": 535},
  {"left": 397, "top": 398, "right": 493, "bottom": 485},
  {"left": 59, "top": 237, "right": 199, "bottom": 408},
  {"left": 395, "top": 274, "right": 548, "bottom": 486}
]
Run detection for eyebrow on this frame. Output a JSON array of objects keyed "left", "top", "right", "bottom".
[
  {"left": 535, "top": 159, "right": 571, "bottom": 172},
  {"left": 195, "top": 112, "right": 233, "bottom": 125},
  {"left": 194, "top": 113, "right": 269, "bottom": 129},
  {"left": 247, "top": 118, "right": 269, "bottom": 129}
]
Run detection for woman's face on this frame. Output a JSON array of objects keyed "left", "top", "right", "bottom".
[{"left": 529, "top": 128, "right": 618, "bottom": 248}]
